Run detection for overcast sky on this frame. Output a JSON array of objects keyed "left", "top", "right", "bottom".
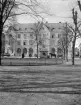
[{"left": 17, "top": 0, "right": 79, "bottom": 23}]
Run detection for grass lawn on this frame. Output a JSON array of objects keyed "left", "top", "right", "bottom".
[{"left": 0, "top": 65, "right": 81, "bottom": 105}]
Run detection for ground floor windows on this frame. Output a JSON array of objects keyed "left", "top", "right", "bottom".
[
  {"left": 40, "top": 51, "right": 48, "bottom": 58},
  {"left": 17, "top": 48, "right": 21, "bottom": 54},
  {"left": 23, "top": 48, "right": 27, "bottom": 55},
  {"left": 57, "top": 48, "right": 63, "bottom": 57},
  {"left": 29, "top": 48, "right": 33, "bottom": 57},
  {"left": 29, "top": 48, "right": 33, "bottom": 53}
]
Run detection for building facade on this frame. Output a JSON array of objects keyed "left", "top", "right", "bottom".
[
  {"left": 46, "top": 22, "right": 66, "bottom": 57},
  {"left": 6, "top": 22, "right": 68, "bottom": 58},
  {"left": 6, "top": 22, "right": 50, "bottom": 58}
]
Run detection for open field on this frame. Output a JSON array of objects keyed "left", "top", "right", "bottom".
[{"left": 0, "top": 65, "right": 81, "bottom": 105}]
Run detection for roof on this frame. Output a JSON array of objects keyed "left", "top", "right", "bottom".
[{"left": 45, "top": 22, "right": 66, "bottom": 30}]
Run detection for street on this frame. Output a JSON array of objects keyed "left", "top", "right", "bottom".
[{"left": 0, "top": 65, "right": 81, "bottom": 105}]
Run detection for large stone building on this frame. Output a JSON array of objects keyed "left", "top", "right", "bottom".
[
  {"left": 5, "top": 22, "right": 68, "bottom": 58},
  {"left": 46, "top": 22, "right": 66, "bottom": 57}
]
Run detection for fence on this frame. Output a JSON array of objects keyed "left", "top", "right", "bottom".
[{"left": 1, "top": 58, "right": 63, "bottom": 66}]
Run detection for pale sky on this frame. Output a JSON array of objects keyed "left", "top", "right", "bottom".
[
  {"left": 17, "top": 0, "right": 78, "bottom": 23},
  {"left": 17, "top": 0, "right": 81, "bottom": 47}
]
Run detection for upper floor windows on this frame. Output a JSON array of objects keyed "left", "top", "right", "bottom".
[
  {"left": 52, "top": 34, "right": 55, "bottom": 38},
  {"left": 24, "top": 34, "right": 27, "bottom": 39},
  {"left": 29, "top": 39, "right": 34, "bottom": 45},
  {"left": 30, "top": 33, "right": 34, "bottom": 38},
  {"left": 58, "top": 34, "right": 61, "bottom": 38},
  {"left": 17, "top": 40, "right": 21, "bottom": 46},
  {"left": 17, "top": 34, "right": 21, "bottom": 39},
  {"left": 51, "top": 28, "right": 55, "bottom": 31},
  {"left": 23, "top": 40, "right": 27, "bottom": 45},
  {"left": 25, "top": 28, "right": 27, "bottom": 30}
]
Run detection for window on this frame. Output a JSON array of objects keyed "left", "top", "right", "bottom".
[
  {"left": 24, "top": 34, "right": 27, "bottom": 39},
  {"left": 23, "top": 40, "right": 27, "bottom": 45},
  {"left": 17, "top": 34, "right": 21, "bottom": 39},
  {"left": 58, "top": 27, "right": 61, "bottom": 29},
  {"left": 29, "top": 48, "right": 33, "bottom": 54},
  {"left": 58, "top": 34, "right": 61, "bottom": 38},
  {"left": 43, "top": 52, "right": 46, "bottom": 56},
  {"left": 51, "top": 28, "right": 55, "bottom": 31},
  {"left": 25, "top": 28, "right": 27, "bottom": 30},
  {"left": 57, "top": 48, "right": 62, "bottom": 53},
  {"left": 43, "top": 34, "right": 46, "bottom": 37},
  {"left": 29, "top": 48, "right": 33, "bottom": 57},
  {"left": 17, "top": 48, "right": 21, "bottom": 54},
  {"left": 52, "top": 34, "right": 55, "bottom": 38},
  {"left": 30, "top": 33, "right": 33, "bottom": 38},
  {"left": 51, "top": 48, "right": 55, "bottom": 54},
  {"left": 17, "top": 41, "right": 21, "bottom": 45},
  {"left": 29, "top": 40, "right": 34, "bottom": 45},
  {"left": 19, "top": 28, "right": 21, "bottom": 30},
  {"left": 23, "top": 48, "right": 27, "bottom": 54}
]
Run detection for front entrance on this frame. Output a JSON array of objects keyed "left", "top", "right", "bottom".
[{"left": 40, "top": 51, "right": 48, "bottom": 58}]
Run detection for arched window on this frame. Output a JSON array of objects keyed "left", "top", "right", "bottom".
[
  {"left": 23, "top": 48, "right": 27, "bottom": 54},
  {"left": 51, "top": 48, "right": 55, "bottom": 54},
  {"left": 17, "top": 48, "right": 21, "bottom": 54},
  {"left": 57, "top": 48, "right": 62, "bottom": 54},
  {"left": 29, "top": 48, "right": 33, "bottom": 54}
]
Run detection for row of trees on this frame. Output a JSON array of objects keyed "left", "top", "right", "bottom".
[
  {"left": 69, "top": 0, "right": 81, "bottom": 65},
  {"left": 58, "top": 0, "right": 81, "bottom": 65}
]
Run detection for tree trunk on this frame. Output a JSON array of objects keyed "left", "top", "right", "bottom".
[
  {"left": 72, "top": 34, "right": 76, "bottom": 65},
  {"left": 37, "top": 43, "right": 39, "bottom": 58},
  {"left": 65, "top": 22, "right": 68, "bottom": 62},
  {"left": 72, "top": 41, "right": 75, "bottom": 65},
  {"left": 0, "top": 26, "right": 2, "bottom": 65},
  {"left": 66, "top": 48, "right": 68, "bottom": 62},
  {"left": 63, "top": 48, "right": 66, "bottom": 60},
  {"left": 0, "top": 17, "right": 4, "bottom": 65},
  {"left": 71, "top": 21, "right": 77, "bottom": 65}
]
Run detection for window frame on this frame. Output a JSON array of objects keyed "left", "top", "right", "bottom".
[{"left": 17, "top": 34, "right": 21, "bottom": 39}]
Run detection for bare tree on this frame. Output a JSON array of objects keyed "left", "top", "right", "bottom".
[
  {"left": 67, "top": 12, "right": 81, "bottom": 65},
  {"left": 30, "top": 22, "right": 44, "bottom": 58},
  {"left": 0, "top": 0, "right": 46, "bottom": 64},
  {"left": 58, "top": 23, "right": 73, "bottom": 60}
]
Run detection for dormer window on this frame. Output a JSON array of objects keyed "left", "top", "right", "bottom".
[
  {"left": 19, "top": 28, "right": 21, "bottom": 30},
  {"left": 25, "top": 28, "right": 27, "bottom": 30},
  {"left": 58, "top": 28, "right": 61, "bottom": 29},
  {"left": 51, "top": 28, "right": 55, "bottom": 31}
]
